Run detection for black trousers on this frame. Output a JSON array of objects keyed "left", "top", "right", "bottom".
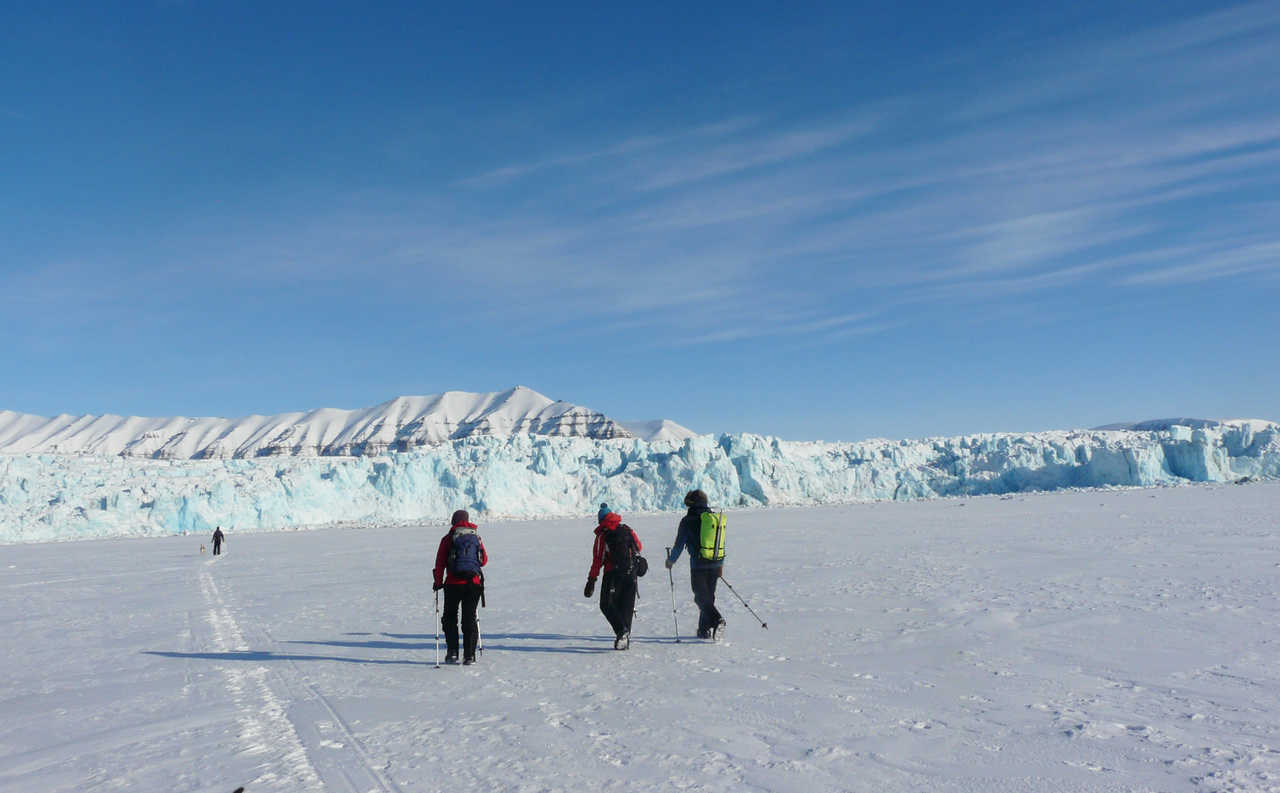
[
  {"left": 599, "top": 570, "right": 637, "bottom": 638},
  {"left": 690, "top": 568, "right": 723, "bottom": 635},
  {"left": 212, "top": 541, "right": 222, "bottom": 555},
  {"left": 442, "top": 583, "right": 483, "bottom": 658}
]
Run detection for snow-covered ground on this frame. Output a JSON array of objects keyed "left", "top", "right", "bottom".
[{"left": 3, "top": 481, "right": 1278, "bottom": 792}]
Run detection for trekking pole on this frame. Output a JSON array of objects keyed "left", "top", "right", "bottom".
[
  {"left": 721, "top": 577, "right": 768, "bottom": 629},
  {"left": 434, "top": 589, "right": 441, "bottom": 668},
  {"left": 666, "top": 547, "right": 680, "bottom": 643}
]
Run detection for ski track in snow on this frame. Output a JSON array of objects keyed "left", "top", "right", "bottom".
[
  {"left": 198, "top": 567, "right": 325, "bottom": 792},
  {"left": 197, "top": 565, "right": 402, "bottom": 793},
  {"left": 1, "top": 481, "right": 1279, "bottom": 792}
]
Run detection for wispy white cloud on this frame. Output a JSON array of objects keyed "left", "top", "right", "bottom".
[
  {"left": 18, "top": 2, "right": 1278, "bottom": 351},
  {"left": 954, "top": 1, "right": 1280, "bottom": 125},
  {"left": 1121, "top": 242, "right": 1280, "bottom": 285},
  {"left": 670, "top": 310, "right": 884, "bottom": 347},
  {"left": 1096, "top": 0, "right": 1280, "bottom": 61},
  {"left": 636, "top": 117, "right": 879, "bottom": 190},
  {"left": 454, "top": 117, "right": 760, "bottom": 188}
]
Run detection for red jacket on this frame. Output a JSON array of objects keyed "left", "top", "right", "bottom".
[
  {"left": 433, "top": 523, "right": 488, "bottom": 587},
  {"left": 588, "top": 512, "right": 642, "bottom": 579}
]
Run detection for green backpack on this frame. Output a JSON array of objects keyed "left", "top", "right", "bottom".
[{"left": 698, "top": 511, "right": 726, "bottom": 561}]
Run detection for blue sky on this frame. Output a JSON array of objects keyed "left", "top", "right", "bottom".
[{"left": 2, "top": 0, "right": 1278, "bottom": 441}]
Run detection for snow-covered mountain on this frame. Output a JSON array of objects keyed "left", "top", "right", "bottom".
[
  {"left": 618, "top": 419, "right": 699, "bottom": 443},
  {"left": 1094, "top": 417, "right": 1276, "bottom": 433},
  {"left": 0, "top": 387, "right": 663, "bottom": 459}
]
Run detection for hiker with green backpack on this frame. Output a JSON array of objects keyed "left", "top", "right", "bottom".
[{"left": 664, "top": 489, "right": 727, "bottom": 640}]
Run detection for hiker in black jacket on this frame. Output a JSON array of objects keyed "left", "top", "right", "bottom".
[
  {"left": 585, "top": 506, "right": 643, "bottom": 650},
  {"left": 211, "top": 526, "right": 225, "bottom": 556},
  {"left": 665, "top": 490, "right": 725, "bottom": 639}
]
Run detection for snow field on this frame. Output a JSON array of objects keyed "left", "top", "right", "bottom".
[{"left": 2, "top": 482, "right": 1279, "bottom": 792}]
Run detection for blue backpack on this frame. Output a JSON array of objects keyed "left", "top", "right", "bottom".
[{"left": 448, "top": 528, "right": 483, "bottom": 576}]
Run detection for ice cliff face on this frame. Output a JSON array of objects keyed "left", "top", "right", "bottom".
[{"left": 1, "top": 421, "right": 1277, "bottom": 543}]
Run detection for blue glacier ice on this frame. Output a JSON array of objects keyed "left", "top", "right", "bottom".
[{"left": 1, "top": 422, "right": 1277, "bottom": 543}]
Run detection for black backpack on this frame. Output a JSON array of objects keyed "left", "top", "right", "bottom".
[
  {"left": 448, "top": 528, "right": 483, "bottom": 576},
  {"left": 605, "top": 525, "right": 646, "bottom": 578}
]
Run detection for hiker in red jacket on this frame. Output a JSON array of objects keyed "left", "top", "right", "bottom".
[
  {"left": 584, "top": 504, "right": 643, "bottom": 650},
  {"left": 433, "top": 510, "right": 488, "bottom": 664}
]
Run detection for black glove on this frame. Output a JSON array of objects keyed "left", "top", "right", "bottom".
[
  {"left": 433, "top": 582, "right": 444, "bottom": 591},
  {"left": 584, "top": 577, "right": 596, "bottom": 598}
]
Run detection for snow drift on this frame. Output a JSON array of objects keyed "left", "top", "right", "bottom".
[{"left": 2, "top": 420, "right": 1278, "bottom": 543}]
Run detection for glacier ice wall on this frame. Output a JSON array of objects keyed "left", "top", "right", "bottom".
[{"left": 1, "top": 423, "right": 1278, "bottom": 543}]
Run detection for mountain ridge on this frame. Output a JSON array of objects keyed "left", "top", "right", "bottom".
[{"left": 0, "top": 386, "right": 694, "bottom": 459}]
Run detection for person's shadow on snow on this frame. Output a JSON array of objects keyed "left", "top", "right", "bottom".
[
  {"left": 146, "top": 632, "right": 684, "bottom": 664},
  {"left": 373, "top": 631, "right": 608, "bottom": 654},
  {"left": 383, "top": 631, "right": 680, "bottom": 654},
  {"left": 142, "top": 649, "right": 431, "bottom": 665}
]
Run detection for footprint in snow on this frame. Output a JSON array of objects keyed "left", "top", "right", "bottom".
[
  {"left": 461, "top": 714, "right": 503, "bottom": 726},
  {"left": 1064, "top": 759, "right": 1107, "bottom": 773}
]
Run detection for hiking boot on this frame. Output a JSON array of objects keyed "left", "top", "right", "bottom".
[
  {"left": 614, "top": 632, "right": 630, "bottom": 650},
  {"left": 445, "top": 652, "right": 458, "bottom": 664},
  {"left": 696, "top": 630, "right": 711, "bottom": 640},
  {"left": 712, "top": 620, "right": 727, "bottom": 641},
  {"left": 463, "top": 655, "right": 476, "bottom": 665}
]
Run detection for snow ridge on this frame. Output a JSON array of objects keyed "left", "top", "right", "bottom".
[{"left": 2, "top": 420, "right": 1278, "bottom": 543}]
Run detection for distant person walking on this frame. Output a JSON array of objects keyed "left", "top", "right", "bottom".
[
  {"left": 433, "top": 510, "right": 488, "bottom": 664},
  {"left": 211, "top": 526, "right": 225, "bottom": 556},
  {"left": 665, "top": 490, "right": 726, "bottom": 640},
  {"left": 584, "top": 503, "right": 644, "bottom": 650}
]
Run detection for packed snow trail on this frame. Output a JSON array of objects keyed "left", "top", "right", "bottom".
[{"left": 1, "top": 482, "right": 1279, "bottom": 791}]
